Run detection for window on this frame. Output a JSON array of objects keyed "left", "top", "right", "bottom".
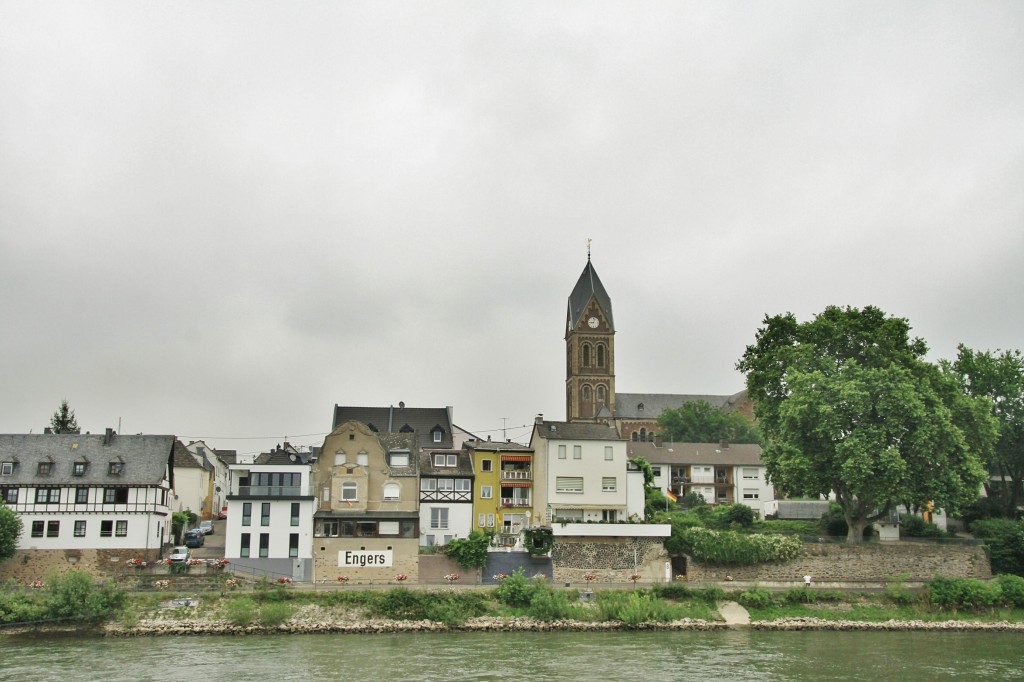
[
  {"left": 2, "top": 487, "right": 17, "bottom": 504},
  {"left": 108, "top": 462, "right": 123, "bottom": 475},
  {"left": 75, "top": 487, "right": 88, "bottom": 503},
  {"left": 597, "top": 384, "right": 606, "bottom": 402},
  {"left": 242, "top": 503, "right": 252, "bottom": 526},
  {"left": 582, "top": 343, "right": 591, "bottom": 367},
  {"left": 651, "top": 466, "right": 662, "bottom": 477},
  {"left": 47, "top": 520, "right": 60, "bottom": 537},
  {"left": 322, "top": 487, "right": 330, "bottom": 503},
  {"left": 639, "top": 427, "right": 647, "bottom": 441},
  {"left": 357, "top": 521, "right": 376, "bottom": 537},
  {"left": 388, "top": 451, "right": 409, "bottom": 467},
  {"left": 289, "top": 533, "right": 299, "bottom": 558},
  {"left": 379, "top": 521, "right": 399, "bottom": 536},
  {"left": 290, "top": 503, "right": 300, "bottom": 526},
  {"left": 553, "top": 509, "right": 583, "bottom": 522},
  {"left": 742, "top": 468, "right": 759, "bottom": 480},
  {"left": 743, "top": 489, "right": 760, "bottom": 500},
  {"left": 597, "top": 345, "right": 606, "bottom": 367},
  {"left": 104, "top": 488, "right": 128, "bottom": 504},
  {"left": 604, "top": 446, "right": 613, "bottom": 461},
  {"left": 115, "top": 520, "right": 127, "bottom": 537},
  {"left": 455, "top": 479, "right": 471, "bottom": 492},
  {"left": 481, "top": 459, "right": 492, "bottom": 472},
  {"left": 73, "top": 462, "right": 87, "bottom": 476},
  {"left": 334, "top": 452, "right": 346, "bottom": 466},
  {"left": 261, "top": 503, "right": 270, "bottom": 526},
  {"left": 240, "top": 533, "right": 251, "bottom": 558},
  {"left": 556, "top": 476, "right": 584, "bottom": 493},
  {"left": 558, "top": 445, "right": 566, "bottom": 460},
  {"left": 31, "top": 520, "right": 44, "bottom": 537},
  {"left": 433, "top": 430, "right": 443, "bottom": 443},
  {"left": 259, "top": 533, "right": 269, "bottom": 558},
  {"left": 430, "top": 507, "right": 449, "bottom": 530},
  {"left": 602, "top": 477, "right": 617, "bottom": 492},
  {"left": 35, "top": 488, "right": 60, "bottom": 503},
  {"left": 486, "top": 513, "right": 495, "bottom": 527},
  {"left": 357, "top": 452, "right": 368, "bottom": 466},
  {"left": 1, "top": 462, "right": 13, "bottom": 476},
  {"left": 420, "top": 479, "right": 437, "bottom": 491},
  {"left": 37, "top": 461, "right": 52, "bottom": 475},
  {"left": 480, "top": 485, "right": 493, "bottom": 499},
  {"left": 383, "top": 483, "right": 400, "bottom": 501},
  {"left": 342, "top": 482, "right": 357, "bottom": 501},
  {"left": 478, "top": 513, "right": 486, "bottom": 527},
  {"left": 74, "top": 520, "right": 86, "bottom": 537},
  {"left": 100, "top": 520, "right": 113, "bottom": 537},
  {"left": 573, "top": 445, "right": 582, "bottom": 460},
  {"left": 434, "top": 454, "right": 445, "bottom": 466},
  {"left": 438, "top": 479, "right": 454, "bottom": 492},
  {"left": 581, "top": 385, "right": 591, "bottom": 401}
]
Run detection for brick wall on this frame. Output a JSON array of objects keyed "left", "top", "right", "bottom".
[{"left": 686, "top": 541, "right": 991, "bottom": 583}]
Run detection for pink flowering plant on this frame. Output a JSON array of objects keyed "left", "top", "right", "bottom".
[
  {"left": 395, "top": 574, "right": 408, "bottom": 582},
  {"left": 337, "top": 575, "right": 350, "bottom": 583},
  {"left": 444, "top": 573, "right": 460, "bottom": 583},
  {"left": 583, "top": 573, "right": 598, "bottom": 583}
]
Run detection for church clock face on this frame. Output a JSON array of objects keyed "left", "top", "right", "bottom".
[{"left": 587, "top": 316, "right": 599, "bottom": 328}]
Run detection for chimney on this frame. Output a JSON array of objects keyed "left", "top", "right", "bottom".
[
  {"left": 44, "top": 427, "right": 52, "bottom": 434},
  {"left": 535, "top": 414, "right": 544, "bottom": 425},
  {"left": 103, "top": 428, "right": 115, "bottom": 445},
  {"left": 720, "top": 440, "right": 729, "bottom": 449},
  {"left": 654, "top": 435, "right": 663, "bottom": 447}
]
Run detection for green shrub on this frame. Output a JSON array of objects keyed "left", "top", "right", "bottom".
[
  {"left": 900, "top": 515, "right": 946, "bottom": 538},
  {"left": 225, "top": 597, "right": 258, "bottom": 625},
  {"left": 927, "top": 577, "right": 1001, "bottom": 611},
  {"left": 652, "top": 583, "right": 694, "bottom": 600},
  {"left": 597, "top": 592, "right": 676, "bottom": 624},
  {"left": 884, "top": 579, "right": 916, "bottom": 606},
  {"left": 0, "top": 586, "right": 44, "bottom": 624},
  {"left": 997, "top": 574, "right": 1024, "bottom": 608},
  {"left": 259, "top": 601, "right": 293, "bottom": 626},
  {"left": 526, "top": 585, "right": 575, "bottom": 621},
  {"left": 780, "top": 587, "right": 818, "bottom": 604},
  {"left": 971, "top": 518, "right": 1024, "bottom": 576},
  {"left": 370, "top": 588, "right": 431, "bottom": 620},
  {"left": 43, "top": 571, "right": 126, "bottom": 623},
  {"left": 494, "top": 568, "right": 536, "bottom": 607},
  {"left": 737, "top": 588, "right": 773, "bottom": 609},
  {"left": 680, "top": 527, "right": 801, "bottom": 565},
  {"left": 696, "top": 586, "right": 726, "bottom": 604},
  {"left": 444, "top": 530, "right": 490, "bottom": 570}
]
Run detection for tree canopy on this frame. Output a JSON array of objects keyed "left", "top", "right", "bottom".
[
  {"left": 0, "top": 501, "right": 22, "bottom": 560},
  {"left": 50, "top": 399, "right": 80, "bottom": 434},
  {"left": 736, "top": 305, "right": 991, "bottom": 543},
  {"left": 656, "top": 400, "right": 760, "bottom": 444},
  {"left": 945, "top": 345, "right": 1024, "bottom": 514}
]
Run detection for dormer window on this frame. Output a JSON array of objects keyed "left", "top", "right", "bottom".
[
  {"left": 73, "top": 462, "right": 88, "bottom": 477},
  {"left": 433, "top": 431, "right": 442, "bottom": 443},
  {"left": 37, "top": 461, "right": 52, "bottom": 476},
  {"left": 399, "top": 424, "right": 414, "bottom": 433},
  {"left": 109, "top": 462, "right": 124, "bottom": 475},
  {"left": 1, "top": 462, "right": 13, "bottom": 476},
  {"left": 388, "top": 450, "right": 410, "bottom": 467},
  {"left": 431, "top": 425, "right": 444, "bottom": 443}
]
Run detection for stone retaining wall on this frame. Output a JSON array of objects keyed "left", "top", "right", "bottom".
[
  {"left": 552, "top": 537, "right": 670, "bottom": 584},
  {"left": 1, "top": 548, "right": 163, "bottom": 584},
  {"left": 686, "top": 541, "right": 991, "bottom": 583}
]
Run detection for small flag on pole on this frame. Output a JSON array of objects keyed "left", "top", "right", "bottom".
[{"left": 665, "top": 489, "right": 678, "bottom": 503}]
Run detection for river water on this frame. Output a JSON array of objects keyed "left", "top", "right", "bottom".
[{"left": 2, "top": 630, "right": 1021, "bottom": 681}]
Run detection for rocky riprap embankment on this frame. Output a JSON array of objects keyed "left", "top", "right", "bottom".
[{"left": 752, "top": 617, "right": 1024, "bottom": 632}]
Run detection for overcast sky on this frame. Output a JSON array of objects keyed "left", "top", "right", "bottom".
[{"left": 2, "top": 2, "right": 1022, "bottom": 455}]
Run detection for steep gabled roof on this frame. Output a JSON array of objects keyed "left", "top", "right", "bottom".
[
  {"left": 566, "top": 259, "right": 613, "bottom": 334},
  {"left": 0, "top": 433, "right": 174, "bottom": 486},
  {"left": 331, "top": 404, "right": 454, "bottom": 450}
]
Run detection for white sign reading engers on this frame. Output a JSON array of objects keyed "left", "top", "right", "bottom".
[{"left": 339, "top": 549, "right": 393, "bottom": 568}]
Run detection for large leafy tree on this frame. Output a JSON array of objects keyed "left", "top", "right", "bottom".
[
  {"left": 656, "top": 400, "right": 760, "bottom": 444},
  {"left": 0, "top": 501, "right": 22, "bottom": 560},
  {"left": 946, "top": 345, "right": 1024, "bottom": 513},
  {"left": 50, "top": 399, "right": 80, "bottom": 434},
  {"left": 736, "top": 306, "right": 990, "bottom": 543}
]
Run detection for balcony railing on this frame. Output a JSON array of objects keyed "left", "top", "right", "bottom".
[
  {"left": 500, "top": 469, "right": 532, "bottom": 480},
  {"left": 231, "top": 485, "right": 312, "bottom": 497},
  {"left": 500, "top": 497, "right": 531, "bottom": 507}
]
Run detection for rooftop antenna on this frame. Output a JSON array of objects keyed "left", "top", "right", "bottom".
[
  {"left": 501, "top": 417, "right": 508, "bottom": 442},
  {"left": 587, "top": 237, "right": 592, "bottom": 261}
]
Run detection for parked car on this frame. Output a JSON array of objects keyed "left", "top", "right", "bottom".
[
  {"left": 184, "top": 529, "right": 205, "bottom": 548},
  {"left": 199, "top": 520, "right": 214, "bottom": 535},
  {"left": 217, "top": 508, "right": 228, "bottom": 519},
  {"left": 168, "top": 546, "right": 191, "bottom": 563}
]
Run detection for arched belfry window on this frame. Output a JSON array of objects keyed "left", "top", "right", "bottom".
[
  {"left": 582, "top": 343, "right": 591, "bottom": 368},
  {"left": 631, "top": 432, "right": 639, "bottom": 442},
  {"left": 581, "top": 385, "right": 592, "bottom": 401},
  {"left": 640, "top": 427, "right": 647, "bottom": 441},
  {"left": 597, "top": 344, "right": 606, "bottom": 368},
  {"left": 596, "top": 385, "right": 606, "bottom": 402}
]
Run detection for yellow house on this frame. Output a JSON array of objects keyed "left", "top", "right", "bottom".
[{"left": 465, "top": 437, "right": 535, "bottom": 548}]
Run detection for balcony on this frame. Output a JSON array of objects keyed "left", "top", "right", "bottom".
[
  {"left": 500, "top": 469, "right": 532, "bottom": 481},
  {"left": 500, "top": 497, "right": 531, "bottom": 508},
  {"left": 230, "top": 485, "right": 312, "bottom": 498}
]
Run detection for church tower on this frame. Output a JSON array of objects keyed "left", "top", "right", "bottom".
[{"left": 565, "top": 256, "right": 616, "bottom": 422}]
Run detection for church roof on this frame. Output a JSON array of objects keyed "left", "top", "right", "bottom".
[
  {"left": 566, "top": 259, "right": 614, "bottom": 334},
  {"left": 614, "top": 392, "right": 743, "bottom": 419}
]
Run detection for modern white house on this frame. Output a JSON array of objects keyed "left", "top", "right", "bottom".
[
  {"left": 629, "top": 440, "right": 775, "bottom": 516},
  {"left": 0, "top": 430, "right": 176, "bottom": 580},
  {"left": 223, "top": 444, "right": 315, "bottom": 582},
  {"left": 530, "top": 418, "right": 630, "bottom": 524}
]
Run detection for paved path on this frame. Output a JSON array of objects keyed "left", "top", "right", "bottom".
[{"left": 717, "top": 600, "right": 751, "bottom": 627}]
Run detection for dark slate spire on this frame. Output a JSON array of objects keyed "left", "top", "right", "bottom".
[{"left": 566, "top": 259, "right": 613, "bottom": 334}]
